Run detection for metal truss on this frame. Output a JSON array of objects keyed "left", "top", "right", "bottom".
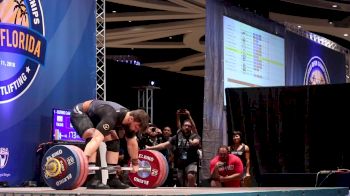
[
  {"left": 96, "top": 0, "right": 106, "bottom": 100},
  {"left": 136, "top": 86, "right": 160, "bottom": 124}
]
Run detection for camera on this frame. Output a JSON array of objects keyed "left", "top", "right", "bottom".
[{"left": 178, "top": 109, "right": 187, "bottom": 114}]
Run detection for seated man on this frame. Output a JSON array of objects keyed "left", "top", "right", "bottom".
[
  {"left": 70, "top": 100, "right": 149, "bottom": 189},
  {"left": 210, "top": 145, "right": 243, "bottom": 187}
]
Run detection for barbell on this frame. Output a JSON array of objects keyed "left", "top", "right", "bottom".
[
  {"left": 88, "top": 166, "right": 151, "bottom": 172},
  {"left": 45, "top": 162, "right": 151, "bottom": 175},
  {"left": 41, "top": 145, "right": 169, "bottom": 189}
]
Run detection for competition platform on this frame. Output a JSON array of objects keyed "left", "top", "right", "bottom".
[
  {"left": 1, "top": 146, "right": 347, "bottom": 196},
  {"left": 0, "top": 187, "right": 348, "bottom": 196}
]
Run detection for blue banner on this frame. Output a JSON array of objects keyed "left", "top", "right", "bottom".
[
  {"left": 0, "top": 24, "right": 46, "bottom": 64},
  {"left": 0, "top": 0, "right": 96, "bottom": 186},
  {"left": 285, "top": 31, "right": 346, "bottom": 85}
]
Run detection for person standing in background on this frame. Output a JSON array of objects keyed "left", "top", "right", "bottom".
[
  {"left": 229, "top": 131, "right": 252, "bottom": 187},
  {"left": 146, "top": 117, "right": 201, "bottom": 187},
  {"left": 161, "top": 126, "right": 175, "bottom": 186},
  {"left": 176, "top": 109, "right": 197, "bottom": 133}
]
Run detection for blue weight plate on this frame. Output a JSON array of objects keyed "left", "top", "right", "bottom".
[{"left": 41, "top": 145, "right": 81, "bottom": 190}]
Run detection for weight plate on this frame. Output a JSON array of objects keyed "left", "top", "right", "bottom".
[
  {"left": 41, "top": 145, "right": 81, "bottom": 190},
  {"left": 71, "top": 145, "right": 89, "bottom": 189},
  {"left": 66, "top": 145, "right": 88, "bottom": 189},
  {"left": 75, "top": 146, "right": 89, "bottom": 189},
  {"left": 153, "top": 150, "right": 169, "bottom": 187},
  {"left": 128, "top": 150, "right": 163, "bottom": 188},
  {"left": 148, "top": 150, "right": 166, "bottom": 188}
]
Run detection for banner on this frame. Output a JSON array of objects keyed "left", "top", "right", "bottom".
[
  {"left": 285, "top": 31, "right": 346, "bottom": 85},
  {"left": 0, "top": 0, "right": 96, "bottom": 185}
]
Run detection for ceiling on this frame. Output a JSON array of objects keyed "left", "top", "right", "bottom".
[{"left": 105, "top": 0, "right": 350, "bottom": 77}]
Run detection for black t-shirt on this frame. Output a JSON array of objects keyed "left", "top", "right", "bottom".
[
  {"left": 230, "top": 144, "right": 247, "bottom": 166},
  {"left": 87, "top": 100, "right": 136, "bottom": 138},
  {"left": 169, "top": 130, "right": 201, "bottom": 169}
]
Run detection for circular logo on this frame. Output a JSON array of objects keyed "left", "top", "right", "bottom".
[
  {"left": 102, "top": 124, "right": 110, "bottom": 131},
  {"left": 0, "top": 0, "right": 46, "bottom": 104},
  {"left": 304, "top": 56, "right": 330, "bottom": 85}
]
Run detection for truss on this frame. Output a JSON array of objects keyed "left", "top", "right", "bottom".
[{"left": 96, "top": 0, "right": 106, "bottom": 100}]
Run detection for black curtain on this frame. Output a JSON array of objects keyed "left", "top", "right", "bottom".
[{"left": 226, "top": 84, "right": 350, "bottom": 175}]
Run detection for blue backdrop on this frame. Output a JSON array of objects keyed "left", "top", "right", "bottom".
[
  {"left": 0, "top": 0, "right": 96, "bottom": 186},
  {"left": 285, "top": 31, "right": 346, "bottom": 85}
]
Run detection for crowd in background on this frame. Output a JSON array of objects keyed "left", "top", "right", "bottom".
[{"left": 117, "top": 109, "right": 252, "bottom": 187}]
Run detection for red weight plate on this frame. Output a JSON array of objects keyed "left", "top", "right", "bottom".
[
  {"left": 76, "top": 148, "right": 89, "bottom": 189},
  {"left": 71, "top": 145, "right": 89, "bottom": 189},
  {"left": 152, "top": 150, "right": 169, "bottom": 187},
  {"left": 79, "top": 156, "right": 89, "bottom": 188},
  {"left": 157, "top": 151, "right": 169, "bottom": 187},
  {"left": 67, "top": 145, "right": 88, "bottom": 189},
  {"left": 160, "top": 152, "right": 170, "bottom": 187},
  {"left": 149, "top": 150, "right": 166, "bottom": 188},
  {"left": 159, "top": 152, "right": 169, "bottom": 187},
  {"left": 128, "top": 150, "right": 163, "bottom": 188},
  {"left": 64, "top": 145, "right": 84, "bottom": 190}
]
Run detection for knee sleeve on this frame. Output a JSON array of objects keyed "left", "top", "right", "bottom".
[{"left": 105, "top": 140, "right": 120, "bottom": 152}]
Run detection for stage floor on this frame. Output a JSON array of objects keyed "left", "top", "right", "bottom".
[{"left": 0, "top": 187, "right": 348, "bottom": 196}]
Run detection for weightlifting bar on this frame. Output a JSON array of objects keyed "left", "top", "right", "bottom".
[
  {"left": 45, "top": 160, "right": 151, "bottom": 176},
  {"left": 89, "top": 166, "right": 151, "bottom": 172}
]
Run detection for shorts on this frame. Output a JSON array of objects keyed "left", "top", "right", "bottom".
[
  {"left": 70, "top": 103, "right": 94, "bottom": 137},
  {"left": 71, "top": 103, "right": 117, "bottom": 137},
  {"left": 176, "top": 162, "right": 198, "bottom": 186}
]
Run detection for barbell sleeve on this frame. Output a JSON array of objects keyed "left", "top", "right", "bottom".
[{"left": 88, "top": 166, "right": 151, "bottom": 172}]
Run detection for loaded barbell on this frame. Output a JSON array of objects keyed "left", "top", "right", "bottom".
[
  {"left": 46, "top": 162, "right": 151, "bottom": 174},
  {"left": 41, "top": 145, "right": 169, "bottom": 189}
]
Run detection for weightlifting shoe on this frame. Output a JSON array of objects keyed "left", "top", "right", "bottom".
[
  {"left": 107, "top": 177, "right": 130, "bottom": 189},
  {"left": 86, "top": 176, "right": 110, "bottom": 189}
]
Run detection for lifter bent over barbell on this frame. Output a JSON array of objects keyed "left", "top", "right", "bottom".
[{"left": 69, "top": 100, "right": 149, "bottom": 189}]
